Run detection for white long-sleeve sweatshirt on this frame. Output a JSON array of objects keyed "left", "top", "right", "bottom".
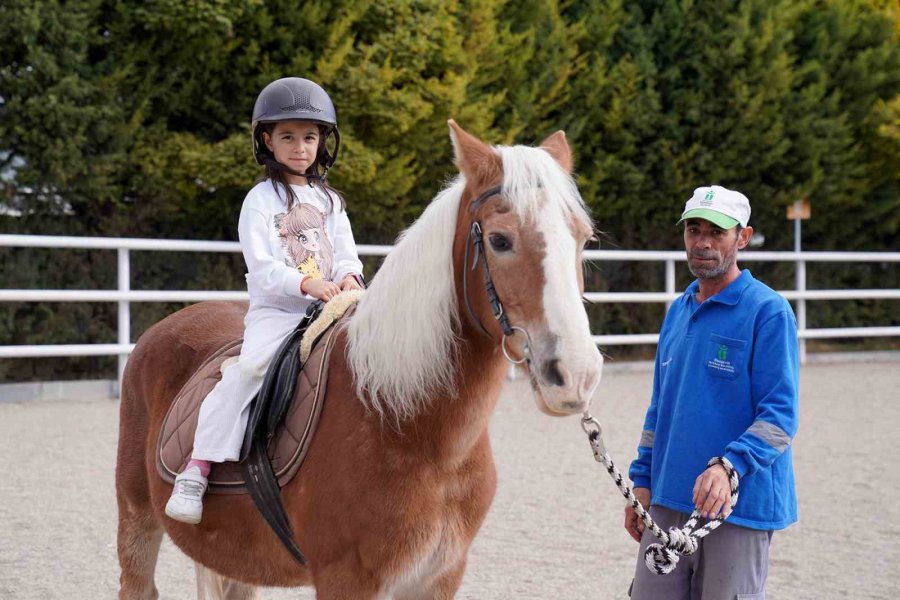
[{"left": 238, "top": 179, "right": 363, "bottom": 312}]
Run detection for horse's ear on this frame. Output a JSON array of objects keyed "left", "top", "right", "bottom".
[
  {"left": 540, "top": 130, "right": 573, "bottom": 174},
  {"left": 448, "top": 119, "right": 501, "bottom": 186}
]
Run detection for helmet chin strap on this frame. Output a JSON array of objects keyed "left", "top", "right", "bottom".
[
  {"left": 321, "top": 126, "right": 340, "bottom": 172},
  {"left": 264, "top": 158, "right": 327, "bottom": 185},
  {"left": 264, "top": 158, "right": 341, "bottom": 213}
]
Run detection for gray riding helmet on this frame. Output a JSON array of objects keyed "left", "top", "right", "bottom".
[{"left": 251, "top": 77, "right": 341, "bottom": 171}]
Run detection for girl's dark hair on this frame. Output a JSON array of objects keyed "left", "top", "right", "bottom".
[{"left": 255, "top": 122, "right": 345, "bottom": 213}]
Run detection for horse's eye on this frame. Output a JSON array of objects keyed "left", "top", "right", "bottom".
[{"left": 489, "top": 233, "right": 512, "bottom": 252}]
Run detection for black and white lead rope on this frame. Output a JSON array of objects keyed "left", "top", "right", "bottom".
[{"left": 580, "top": 413, "right": 740, "bottom": 575}]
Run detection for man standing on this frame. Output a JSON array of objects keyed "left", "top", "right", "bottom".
[{"left": 626, "top": 185, "right": 799, "bottom": 599}]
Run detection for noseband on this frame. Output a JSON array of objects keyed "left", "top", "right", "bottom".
[{"left": 463, "top": 185, "right": 532, "bottom": 366}]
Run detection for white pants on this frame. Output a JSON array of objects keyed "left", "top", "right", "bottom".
[{"left": 191, "top": 301, "right": 308, "bottom": 462}]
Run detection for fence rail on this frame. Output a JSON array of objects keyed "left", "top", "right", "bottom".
[{"left": 2, "top": 235, "right": 899, "bottom": 382}]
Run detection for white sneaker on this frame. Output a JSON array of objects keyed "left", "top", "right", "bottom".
[{"left": 165, "top": 466, "right": 208, "bottom": 524}]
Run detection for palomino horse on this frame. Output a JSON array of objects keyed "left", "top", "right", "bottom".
[{"left": 116, "top": 120, "right": 603, "bottom": 599}]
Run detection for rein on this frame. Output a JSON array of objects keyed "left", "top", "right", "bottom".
[
  {"left": 579, "top": 414, "right": 740, "bottom": 574},
  {"left": 463, "top": 184, "right": 532, "bottom": 366}
]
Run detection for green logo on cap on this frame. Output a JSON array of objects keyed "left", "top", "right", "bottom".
[
  {"left": 704, "top": 190, "right": 715, "bottom": 201},
  {"left": 717, "top": 345, "right": 728, "bottom": 361}
]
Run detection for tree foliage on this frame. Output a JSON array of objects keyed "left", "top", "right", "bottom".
[{"left": 1, "top": 0, "right": 898, "bottom": 380}]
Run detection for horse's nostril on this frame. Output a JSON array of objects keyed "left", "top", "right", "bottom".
[{"left": 541, "top": 359, "right": 565, "bottom": 387}]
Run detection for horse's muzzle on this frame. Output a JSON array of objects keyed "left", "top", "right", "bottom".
[{"left": 532, "top": 354, "right": 603, "bottom": 416}]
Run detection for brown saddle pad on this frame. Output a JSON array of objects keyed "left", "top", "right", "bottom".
[{"left": 156, "top": 321, "right": 340, "bottom": 495}]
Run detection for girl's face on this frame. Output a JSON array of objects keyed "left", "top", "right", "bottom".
[
  {"left": 298, "top": 227, "right": 320, "bottom": 252},
  {"left": 263, "top": 121, "right": 320, "bottom": 184}
]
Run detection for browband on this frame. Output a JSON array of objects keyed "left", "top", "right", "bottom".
[{"left": 469, "top": 185, "right": 503, "bottom": 212}]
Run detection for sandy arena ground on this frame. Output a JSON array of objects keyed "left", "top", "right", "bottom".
[{"left": 1, "top": 361, "right": 897, "bottom": 599}]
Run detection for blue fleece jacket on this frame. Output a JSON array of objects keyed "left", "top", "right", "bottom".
[{"left": 628, "top": 270, "right": 799, "bottom": 530}]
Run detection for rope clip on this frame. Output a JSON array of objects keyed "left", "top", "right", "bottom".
[{"left": 580, "top": 413, "right": 606, "bottom": 458}]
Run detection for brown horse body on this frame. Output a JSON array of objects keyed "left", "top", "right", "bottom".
[
  {"left": 118, "top": 302, "right": 503, "bottom": 597},
  {"left": 117, "top": 122, "right": 602, "bottom": 599}
]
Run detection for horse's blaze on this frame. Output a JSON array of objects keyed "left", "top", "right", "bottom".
[{"left": 548, "top": 205, "right": 603, "bottom": 412}]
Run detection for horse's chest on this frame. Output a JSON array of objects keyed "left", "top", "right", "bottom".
[
  {"left": 381, "top": 510, "right": 467, "bottom": 597},
  {"left": 379, "top": 460, "right": 496, "bottom": 596}
]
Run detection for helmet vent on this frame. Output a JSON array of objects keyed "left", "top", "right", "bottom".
[{"left": 281, "top": 88, "right": 323, "bottom": 113}]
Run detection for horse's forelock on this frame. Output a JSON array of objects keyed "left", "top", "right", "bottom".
[{"left": 496, "top": 145, "right": 591, "bottom": 230}]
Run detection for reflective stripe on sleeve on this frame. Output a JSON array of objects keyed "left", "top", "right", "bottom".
[
  {"left": 747, "top": 420, "right": 792, "bottom": 452},
  {"left": 639, "top": 430, "right": 655, "bottom": 448}
]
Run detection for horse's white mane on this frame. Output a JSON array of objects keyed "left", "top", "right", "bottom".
[{"left": 346, "top": 144, "right": 591, "bottom": 422}]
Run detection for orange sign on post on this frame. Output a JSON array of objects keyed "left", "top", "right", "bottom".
[{"left": 786, "top": 198, "right": 811, "bottom": 220}]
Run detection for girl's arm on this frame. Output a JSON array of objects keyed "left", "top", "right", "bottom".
[
  {"left": 331, "top": 207, "right": 364, "bottom": 283},
  {"left": 239, "top": 204, "right": 304, "bottom": 298}
]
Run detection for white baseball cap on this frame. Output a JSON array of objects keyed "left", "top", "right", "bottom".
[{"left": 678, "top": 185, "right": 751, "bottom": 229}]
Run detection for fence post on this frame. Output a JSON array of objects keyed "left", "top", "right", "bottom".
[
  {"left": 665, "top": 259, "right": 676, "bottom": 311},
  {"left": 117, "top": 248, "right": 130, "bottom": 397},
  {"left": 796, "top": 255, "right": 807, "bottom": 365}
]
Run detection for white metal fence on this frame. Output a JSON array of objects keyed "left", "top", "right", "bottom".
[{"left": 2, "top": 234, "right": 899, "bottom": 382}]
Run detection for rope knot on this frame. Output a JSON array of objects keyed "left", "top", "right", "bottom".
[
  {"left": 643, "top": 526, "right": 699, "bottom": 575},
  {"left": 643, "top": 543, "right": 679, "bottom": 574},
  {"left": 667, "top": 527, "right": 697, "bottom": 554}
]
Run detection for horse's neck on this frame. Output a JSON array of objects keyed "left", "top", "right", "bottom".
[{"left": 397, "top": 325, "right": 507, "bottom": 465}]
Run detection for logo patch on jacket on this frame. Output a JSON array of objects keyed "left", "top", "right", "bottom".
[{"left": 707, "top": 344, "right": 735, "bottom": 374}]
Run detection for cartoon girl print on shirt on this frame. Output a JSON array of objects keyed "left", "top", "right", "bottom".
[{"left": 275, "top": 203, "right": 334, "bottom": 281}]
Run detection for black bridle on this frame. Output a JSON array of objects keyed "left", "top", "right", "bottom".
[{"left": 462, "top": 185, "right": 532, "bottom": 366}]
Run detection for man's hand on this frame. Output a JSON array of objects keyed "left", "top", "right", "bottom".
[
  {"left": 303, "top": 278, "right": 341, "bottom": 301},
  {"left": 692, "top": 464, "right": 732, "bottom": 519},
  {"left": 624, "top": 487, "right": 651, "bottom": 542}
]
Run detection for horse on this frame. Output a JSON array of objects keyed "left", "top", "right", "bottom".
[{"left": 116, "top": 120, "right": 604, "bottom": 599}]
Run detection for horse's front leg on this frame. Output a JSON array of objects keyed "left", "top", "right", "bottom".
[
  {"left": 393, "top": 559, "right": 468, "bottom": 600},
  {"left": 312, "top": 559, "right": 380, "bottom": 600}
]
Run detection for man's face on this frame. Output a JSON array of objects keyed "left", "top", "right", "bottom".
[{"left": 683, "top": 219, "right": 749, "bottom": 279}]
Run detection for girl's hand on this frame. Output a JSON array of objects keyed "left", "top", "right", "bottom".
[
  {"left": 339, "top": 275, "right": 363, "bottom": 292},
  {"left": 302, "top": 278, "right": 341, "bottom": 301}
]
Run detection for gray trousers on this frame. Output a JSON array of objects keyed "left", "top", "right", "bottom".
[{"left": 629, "top": 505, "right": 773, "bottom": 600}]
